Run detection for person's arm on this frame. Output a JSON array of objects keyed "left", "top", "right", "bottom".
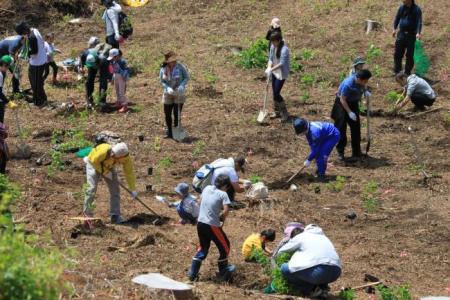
[
  {"left": 220, "top": 204, "right": 230, "bottom": 223},
  {"left": 231, "top": 182, "right": 244, "bottom": 193},
  {"left": 107, "top": 8, "right": 120, "bottom": 39},
  {"left": 276, "top": 46, "right": 289, "bottom": 71},
  {"left": 278, "top": 237, "right": 300, "bottom": 253},
  {"left": 393, "top": 6, "right": 402, "bottom": 37},
  {"left": 339, "top": 95, "right": 352, "bottom": 114},
  {"left": 159, "top": 68, "right": 171, "bottom": 91},
  {"left": 178, "top": 64, "right": 190, "bottom": 90},
  {"left": 394, "top": 96, "right": 411, "bottom": 112},
  {"left": 416, "top": 7, "right": 423, "bottom": 38}
]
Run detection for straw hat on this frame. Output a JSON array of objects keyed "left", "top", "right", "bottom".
[{"left": 164, "top": 51, "right": 177, "bottom": 63}]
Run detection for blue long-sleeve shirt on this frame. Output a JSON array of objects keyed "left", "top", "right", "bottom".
[
  {"left": 306, "top": 122, "right": 339, "bottom": 161},
  {"left": 159, "top": 63, "right": 189, "bottom": 93},
  {"left": 393, "top": 4, "right": 422, "bottom": 34},
  {"left": 269, "top": 44, "right": 290, "bottom": 80}
]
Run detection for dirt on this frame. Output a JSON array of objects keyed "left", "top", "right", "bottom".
[{"left": 3, "top": 0, "right": 450, "bottom": 299}]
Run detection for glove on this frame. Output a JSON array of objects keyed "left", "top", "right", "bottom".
[
  {"left": 177, "top": 86, "right": 185, "bottom": 94},
  {"left": 364, "top": 90, "right": 372, "bottom": 98},
  {"left": 115, "top": 34, "right": 121, "bottom": 41},
  {"left": 303, "top": 160, "right": 311, "bottom": 168},
  {"left": 348, "top": 112, "right": 357, "bottom": 121},
  {"left": 131, "top": 191, "right": 138, "bottom": 199},
  {"left": 166, "top": 87, "right": 174, "bottom": 95},
  {"left": 265, "top": 67, "right": 272, "bottom": 78},
  {"left": 7, "top": 101, "right": 18, "bottom": 109},
  {"left": 104, "top": 172, "right": 113, "bottom": 180}
]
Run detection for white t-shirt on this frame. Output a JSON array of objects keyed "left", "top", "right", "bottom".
[{"left": 29, "top": 28, "right": 47, "bottom": 66}]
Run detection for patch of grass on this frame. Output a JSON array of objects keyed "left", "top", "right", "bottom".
[
  {"left": 193, "top": 140, "right": 206, "bottom": 157},
  {"left": 204, "top": 71, "right": 218, "bottom": 86},
  {"left": 339, "top": 288, "right": 355, "bottom": 300},
  {"left": 127, "top": 49, "right": 152, "bottom": 75},
  {"left": 361, "top": 180, "right": 380, "bottom": 213},
  {"left": 301, "top": 91, "right": 311, "bottom": 104},
  {"left": 326, "top": 175, "right": 346, "bottom": 192},
  {"left": 290, "top": 55, "right": 304, "bottom": 73},
  {"left": 373, "top": 64, "right": 382, "bottom": 77},
  {"left": 298, "top": 48, "right": 315, "bottom": 61},
  {"left": 366, "top": 44, "right": 383, "bottom": 63},
  {"left": 376, "top": 284, "right": 411, "bottom": 300},
  {"left": 158, "top": 157, "right": 173, "bottom": 169},
  {"left": 249, "top": 174, "right": 262, "bottom": 184},
  {"left": 300, "top": 73, "right": 315, "bottom": 87},
  {"left": 236, "top": 38, "right": 268, "bottom": 69}
]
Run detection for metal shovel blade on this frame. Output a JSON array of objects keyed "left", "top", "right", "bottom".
[
  {"left": 257, "top": 109, "right": 268, "bottom": 124},
  {"left": 172, "top": 126, "right": 187, "bottom": 142}
]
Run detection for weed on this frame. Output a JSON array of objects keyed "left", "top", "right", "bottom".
[
  {"left": 326, "top": 175, "right": 346, "bottom": 192},
  {"left": 153, "top": 137, "right": 162, "bottom": 152},
  {"left": 385, "top": 91, "right": 403, "bottom": 110},
  {"left": 249, "top": 247, "right": 270, "bottom": 274},
  {"left": 366, "top": 44, "right": 383, "bottom": 63},
  {"left": 373, "top": 64, "right": 382, "bottom": 77},
  {"left": 300, "top": 73, "right": 315, "bottom": 87},
  {"left": 158, "top": 157, "right": 173, "bottom": 169},
  {"left": 204, "top": 71, "right": 218, "bottom": 86},
  {"left": 249, "top": 174, "right": 262, "bottom": 184},
  {"left": 376, "top": 284, "right": 411, "bottom": 300},
  {"left": 236, "top": 38, "right": 268, "bottom": 69},
  {"left": 193, "top": 140, "right": 206, "bottom": 157},
  {"left": 130, "top": 105, "right": 143, "bottom": 113},
  {"left": 298, "top": 48, "right": 315, "bottom": 61},
  {"left": 19, "top": 125, "right": 33, "bottom": 139},
  {"left": 73, "top": 183, "right": 89, "bottom": 202},
  {"left": 339, "top": 288, "right": 355, "bottom": 300},
  {"left": 290, "top": 58, "right": 304, "bottom": 73},
  {"left": 361, "top": 180, "right": 380, "bottom": 213},
  {"left": 301, "top": 91, "right": 311, "bottom": 104}
]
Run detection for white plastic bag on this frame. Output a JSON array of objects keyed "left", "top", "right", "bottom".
[{"left": 246, "top": 182, "right": 269, "bottom": 199}]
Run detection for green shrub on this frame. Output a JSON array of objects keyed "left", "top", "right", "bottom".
[
  {"left": 339, "top": 288, "right": 356, "bottom": 300},
  {"left": 236, "top": 39, "right": 268, "bottom": 69},
  {"left": 249, "top": 174, "right": 262, "bottom": 184},
  {"left": 366, "top": 44, "right": 382, "bottom": 63},
  {"left": 385, "top": 91, "right": 403, "bottom": 105},
  {"left": 249, "top": 247, "right": 270, "bottom": 274},
  {"left": 271, "top": 252, "right": 295, "bottom": 295},
  {"left": 377, "top": 284, "right": 411, "bottom": 300}
]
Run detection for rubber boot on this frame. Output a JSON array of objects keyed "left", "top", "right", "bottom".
[
  {"left": 217, "top": 260, "right": 236, "bottom": 282},
  {"left": 270, "top": 101, "right": 281, "bottom": 119},
  {"left": 279, "top": 101, "right": 290, "bottom": 123},
  {"left": 187, "top": 259, "right": 202, "bottom": 281}
]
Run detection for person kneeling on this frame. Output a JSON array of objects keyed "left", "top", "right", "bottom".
[
  {"left": 174, "top": 182, "right": 199, "bottom": 225},
  {"left": 242, "top": 229, "right": 276, "bottom": 261},
  {"left": 394, "top": 72, "right": 436, "bottom": 112}
]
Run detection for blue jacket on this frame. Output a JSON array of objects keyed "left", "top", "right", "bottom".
[
  {"left": 269, "top": 44, "right": 290, "bottom": 80},
  {"left": 0, "top": 36, "right": 23, "bottom": 56},
  {"left": 306, "top": 122, "right": 339, "bottom": 161},
  {"left": 160, "top": 63, "right": 189, "bottom": 93},
  {"left": 393, "top": 4, "right": 422, "bottom": 34},
  {"left": 112, "top": 59, "right": 130, "bottom": 81}
]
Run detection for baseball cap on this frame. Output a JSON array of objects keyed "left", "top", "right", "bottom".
[
  {"left": 107, "top": 48, "right": 119, "bottom": 61},
  {"left": 175, "top": 183, "right": 190, "bottom": 197}
]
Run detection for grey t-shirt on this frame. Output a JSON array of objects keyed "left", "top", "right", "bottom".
[
  {"left": 198, "top": 185, "right": 231, "bottom": 227},
  {"left": 406, "top": 75, "right": 436, "bottom": 99}
]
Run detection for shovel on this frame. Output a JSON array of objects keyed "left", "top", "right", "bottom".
[
  {"left": 257, "top": 77, "right": 270, "bottom": 124},
  {"left": 365, "top": 93, "right": 371, "bottom": 155},
  {"left": 286, "top": 165, "right": 306, "bottom": 185},
  {"left": 172, "top": 103, "right": 187, "bottom": 142}
]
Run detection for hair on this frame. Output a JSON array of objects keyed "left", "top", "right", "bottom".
[
  {"left": 45, "top": 32, "right": 54, "bottom": 39},
  {"left": 290, "top": 227, "right": 303, "bottom": 238},
  {"left": 235, "top": 156, "right": 246, "bottom": 169},
  {"left": 15, "top": 22, "right": 30, "bottom": 36},
  {"left": 0, "top": 61, "right": 9, "bottom": 68},
  {"left": 395, "top": 71, "right": 408, "bottom": 82},
  {"left": 270, "top": 32, "right": 284, "bottom": 59},
  {"left": 261, "top": 229, "right": 276, "bottom": 242},
  {"left": 102, "top": 0, "right": 114, "bottom": 8},
  {"left": 355, "top": 69, "right": 372, "bottom": 80},
  {"left": 214, "top": 174, "right": 231, "bottom": 190}
]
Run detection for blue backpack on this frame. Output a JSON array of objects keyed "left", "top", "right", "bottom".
[{"left": 192, "top": 164, "right": 215, "bottom": 193}]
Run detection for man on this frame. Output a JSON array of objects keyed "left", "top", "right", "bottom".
[
  {"left": 393, "top": 0, "right": 423, "bottom": 75},
  {"left": 209, "top": 156, "right": 247, "bottom": 202},
  {"left": 83, "top": 142, "right": 138, "bottom": 224},
  {"left": 394, "top": 71, "right": 436, "bottom": 112},
  {"left": 331, "top": 69, "right": 372, "bottom": 161},
  {"left": 0, "top": 35, "right": 25, "bottom": 94},
  {"left": 79, "top": 37, "right": 112, "bottom": 109},
  {"left": 293, "top": 118, "right": 340, "bottom": 180},
  {"left": 102, "top": 0, "right": 122, "bottom": 49},
  {"left": 15, "top": 22, "right": 47, "bottom": 106},
  {"left": 187, "top": 174, "right": 236, "bottom": 282}
]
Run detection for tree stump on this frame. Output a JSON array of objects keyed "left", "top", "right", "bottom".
[{"left": 365, "top": 20, "right": 382, "bottom": 35}]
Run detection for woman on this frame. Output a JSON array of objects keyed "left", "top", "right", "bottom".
[
  {"left": 102, "top": 0, "right": 122, "bottom": 49},
  {"left": 159, "top": 51, "right": 190, "bottom": 139},
  {"left": 266, "top": 32, "right": 290, "bottom": 122}
]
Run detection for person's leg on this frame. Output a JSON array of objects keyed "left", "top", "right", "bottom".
[
  {"left": 0, "top": 152, "right": 6, "bottom": 174},
  {"left": 210, "top": 225, "right": 234, "bottom": 280},
  {"left": 86, "top": 68, "right": 97, "bottom": 104},
  {"left": 411, "top": 93, "right": 435, "bottom": 109},
  {"left": 28, "top": 65, "right": 38, "bottom": 104},
  {"left": 50, "top": 61, "right": 58, "bottom": 81},
  {"left": 83, "top": 163, "right": 100, "bottom": 216},
  {"left": 349, "top": 112, "right": 362, "bottom": 157},
  {"left": 294, "top": 265, "right": 342, "bottom": 290},
  {"left": 9, "top": 67, "right": 20, "bottom": 93},
  {"left": 105, "top": 169, "right": 121, "bottom": 217},
  {"left": 280, "top": 263, "right": 315, "bottom": 295},
  {"left": 35, "top": 65, "right": 47, "bottom": 105},
  {"left": 164, "top": 103, "right": 174, "bottom": 138},
  {"left": 173, "top": 103, "right": 184, "bottom": 127},
  {"left": 106, "top": 35, "right": 119, "bottom": 49},
  {"left": 394, "top": 34, "right": 407, "bottom": 74},
  {"left": 331, "top": 98, "right": 347, "bottom": 158},
  {"left": 273, "top": 77, "right": 288, "bottom": 121},
  {"left": 316, "top": 133, "right": 340, "bottom": 176},
  {"left": 0, "top": 103, "right": 5, "bottom": 124},
  {"left": 99, "top": 59, "right": 110, "bottom": 105},
  {"left": 404, "top": 35, "right": 416, "bottom": 75},
  {"left": 116, "top": 75, "right": 129, "bottom": 110},
  {"left": 271, "top": 75, "right": 281, "bottom": 118},
  {"left": 189, "top": 222, "right": 212, "bottom": 280},
  {"left": 42, "top": 63, "right": 50, "bottom": 81}
]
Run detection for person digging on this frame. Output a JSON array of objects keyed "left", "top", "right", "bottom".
[
  {"left": 394, "top": 71, "right": 436, "bottom": 113},
  {"left": 83, "top": 142, "right": 138, "bottom": 224}
]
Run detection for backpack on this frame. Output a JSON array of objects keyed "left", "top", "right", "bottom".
[
  {"left": 192, "top": 164, "right": 215, "bottom": 193},
  {"left": 118, "top": 12, "right": 133, "bottom": 39}
]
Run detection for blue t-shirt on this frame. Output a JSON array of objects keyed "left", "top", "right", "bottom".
[
  {"left": 198, "top": 185, "right": 231, "bottom": 227},
  {"left": 338, "top": 75, "right": 364, "bottom": 103},
  {"left": 0, "top": 36, "right": 23, "bottom": 56}
]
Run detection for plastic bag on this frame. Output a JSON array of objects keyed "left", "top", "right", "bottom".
[{"left": 414, "top": 40, "right": 430, "bottom": 77}]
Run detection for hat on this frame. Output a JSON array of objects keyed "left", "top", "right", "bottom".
[
  {"left": 284, "top": 222, "right": 305, "bottom": 238},
  {"left": 85, "top": 53, "right": 97, "bottom": 68},
  {"left": 293, "top": 118, "right": 309, "bottom": 135},
  {"left": 271, "top": 17, "right": 281, "bottom": 29},
  {"left": 15, "top": 22, "right": 30, "bottom": 35},
  {"left": 88, "top": 36, "right": 100, "bottom": 47},
  {"left": 353, "top": 56, "right": 365, "bottom": 67},
  {"left": 234, "top": 156, "right": 247, "bottom": 172},
  {"left": 164, "top": 51, "right": 177, "bottom": 63},
  {"left": 107, "top": 48, "right": 120, "bottom": 61},
  {"left": 111, "top": 142, "right": 129, "bottom": 157},
  {"left": 175, "top": 183, "right": 190, "bottom": 197},
  {"left": 0, "top": 55, "right": 13, "bottom": 66}
]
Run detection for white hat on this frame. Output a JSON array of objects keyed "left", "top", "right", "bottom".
[
  {"left": 111, "top": 142, "right": 129, "bottom": 157},
  {"left": 88, "top": 36, "right": 100, "bottom": 47},
  {"left": 107, "top": 48, "right": 120, "bottom": 61},
  {"left": 271, "top": 17, "right": 281, "bottom": 29}
]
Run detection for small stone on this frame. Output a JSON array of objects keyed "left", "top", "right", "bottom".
[{"left": 289, "top": 184, "right": 298, "bottom": 192}]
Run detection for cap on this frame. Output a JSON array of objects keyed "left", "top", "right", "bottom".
[
  {"left": 353, "top": 56, "right": 365, "bottom": 67},
  {"left": 107, "top": 48, "right": 119, "bottom": 61},
  {"left": 284, "top": 222, "right": 305, "bottom": 238},
  {"left": 271, "top": 17, "right": 281, "bottom": 29},
  {"left": 85, "top": 53, "right": 97, "bottom": 68},
  {"left": 88, "top": 36, "right": 100, "bottom": 47},
  {"left": 0, "top": 55, "right": 14, "bottom": 66},
  {"left": 111, "top": 142, "right": 129, "bottom": 157},
  {"left": 293, "top": 118, "right": 309, "bottom": 135},
  {"left": 175, "top": 183, "right": 189, "bottom": 197}
]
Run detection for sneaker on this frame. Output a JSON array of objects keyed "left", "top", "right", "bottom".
[
  {"left": 111, "top": 215, "right": 125, "bottom": 224},
  {"left": 118, "top": 106, "right": 129, "bottom": 113}
]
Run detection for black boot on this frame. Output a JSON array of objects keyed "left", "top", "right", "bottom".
[
  {"left": 165, "top": 128, "right": 173, "bottom": 139},
  {"left": 217, "top": 260, "right": 236, "bottom": 282},
  {"left": 279, "top": 101, "right": 290, "bottom": 123},
  {"left": 270, "top": 102, "right": 281, "bottom": 119},
  {"left": 188, "top": 259, "right": 202, "bottom": 281}
]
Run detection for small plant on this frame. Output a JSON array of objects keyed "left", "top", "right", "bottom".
[
  {"left": 158, "top": 157, "right": 173, "bottom": 169},
  {"left": 298, "top": 48, "right": 315, "bottom": 61},
  {"left": 290, "top": 55, "right": 304, "bottom": 73},
  {"left": 73, "top": 183, "right": 89, "bottom": 202},
  {"left": 249, "top": 174, "right": 262, "bottom": 184},
  {"left": 300, "top": 73, "right": 315, "bottom": 87},
  {"left": 153, "top": 136, "right": 162, "bottom": 152},
  {"left": 249, "top": 247, "right": 270, "bottom": 274},
  {"left": 301, "top": 91, "right": 311, "bottom": 104},
  {"left": 444, "top": 113, "right": 450, "bottom": 126},
  {"left": 193, "top": 140, "right": 206, "bottom": 157},
  {"left": 236, "top": 38, "right": 268, "bottom": 69},
  {"left": 385, "top": 91, "right": 403, "bottom": 105},
  {"left": 326, "top": 175, "right": 346, "bottom": 192},
  {"left": 271, "top": 252, "right": 295, "bottom": 295},
  {"left": 366, "top": 44, "right": 382, "bottom": 63},
  {"left": 373, "top": 64, "right": 382, "bottom": 77},
  {"left": 361, "top": 180, "right": 380, "bottom": 213},
  {"left": 204, "top": 71, "right": 218, "bottom": 86},
  {"left": 339, "top": 288, "right": 355, "bottom": 300},
  {"left": 376, "top": 284, "right": 411, "bottom": 300}
]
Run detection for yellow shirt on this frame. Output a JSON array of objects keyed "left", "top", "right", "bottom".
[
  {"left": 87, "top": 143, "right": 136, "bottom": 190},
  {"left": 242, "top": 233, "right": 263, "bottom": 259}
]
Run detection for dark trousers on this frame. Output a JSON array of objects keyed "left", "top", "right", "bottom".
[
  {"left": 28, "top": 64, "right": 47, "bottom": 106},
  {"left": 43, "top": 61, "right": 58, "bottom": 81},
  {"left": 164, "top": 103, "right": 183, "bottom": 136},
  {"left": 106, "top": 35, "right": 119, "bottom": 49},
  {"left": 394, "top": 32, "right": 416, "bottom": 75},
  {"left": 7, "top": 68, "right": 20, "bottom": 93},
  {"left": 86, "top": 67, "right": 98, "bottom": 104},
  {"left": 86, "top": 61, "right": 110, "bottom": 105},
  {"left": 194, "top": 222, "right": 230, "bottom": 262},
  {"left": 281, "top": 264, "right": 341, "bottom": 295},
  {"left": 411, "top": 93, "right": 435, "bottom": 109},
  {"left": 331, "top": 97, "right": 361, "bottom": 156},
  {"left": 271, "top": 74, "right": 285, "bottom": 103},
  {"left": 226, "top": 186, "right": 236, "bottom": 202},
  {"left": 0, "top": 102, "right": 5, "bottom": 124}
]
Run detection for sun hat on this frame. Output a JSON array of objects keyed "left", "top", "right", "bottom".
[
  {"left": 293, "top": 118, "right": 309, "bottom": 135},
  {"left": 271, "top": 17, "right": 281, "bottom": 29},
  {"left": 353, "top": 56, "right": 365, "bottom": 67},
  {"left": 164, "top": 51, "right": 177, "bottom": 63},
  {"left": 111, "top": 142, "right": 129, "bottom": 157},
  {"left": 284, "top": 222, "right": 305, "bottom": 238},
  {"left": 107, "top": 48, "right": 120, "bottom": 61},
  {"left": 175, "top": 183, "right": 190, "bottom": 197}
]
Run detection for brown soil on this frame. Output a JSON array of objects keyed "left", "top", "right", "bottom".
[{"left": 5, "top": 0, "right": 450, "bottom": 299}]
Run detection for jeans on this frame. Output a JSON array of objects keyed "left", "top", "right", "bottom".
[
  {"left": 194, "top": 222, "right": 230, "bottom": 262},
  {"left": 411, "top": 93, "right": 435, "bottom": 109},
  {"left": 28, "top": 64, "right": 47, "bottom": 106},
  {"left": 315, "top": 131, "right": 340, "bottom": 175},
  {"left": 83, "top": 162, "right": 121, "bottom": 216},
  {"left": 271, "top": 74, "right": 285, "bottom": 103},
  {"left": 331, "top": 97, "right": 361, "bottom": 156},
  {"left": 394, "top": 32, "right": 416, "bottom": 75},
  {"left": 43, "top": 61, "right": 58, "bottom": 81},
  {"left": 281, "top": 264, "right": 341, "bottom": 295},
  {"left": 106, "top": 34, "right": 119, "bottom": 49}
]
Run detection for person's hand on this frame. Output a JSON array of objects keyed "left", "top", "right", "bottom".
[
  {"left": 7, "top": 101, "right": 18, "bottom": 109},
  {"left": 392, "top": 30, "right": 397, "bottom": 38},
  {"left": 416, "top": 33, "right": 421, "bottom": 40},
  {"left": 364, "top": 90, "right": 372, "bottom": 98},
  {"left": 115, "top": 34, "right": 121, "bottom": 41},
  {"left": 167, "top": 87, "right": 174, "bottom": 95},
  {"left": 265, "top": 67, "right": 272, "bottom": 78},
  {"left": 131, "top": 191, "right": 138, "bottom": 199},
  {"left": 177, "top": 86, "right": 184, "bottom": 94},
  {"left": 348, "top": 112, "right": 357, "bottom": 121},
  {"left": 303, "top": 160, "right": 311, "bottom": 168},
  {"left": 104, "top": 172, "right": 113, "bottom": 180}
]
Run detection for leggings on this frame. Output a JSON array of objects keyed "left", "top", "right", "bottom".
[
  {"left": 164, "top": 103, "right": 183, "bottom": 132},
  {"left": 43, "top": 61, "right": 58, "bottom": 81},
  {"left": 194, "top": 222, "right": 230, "bottom": 262}
]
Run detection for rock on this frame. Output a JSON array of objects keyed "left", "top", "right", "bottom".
[
  {"left": 289, "top": 184, "right": 298, "bottom": 192},
  {"left": 346, "top": 210, "right": 357, "bottom": 221},
  {"left": 10, "top": 143, "right": 32, "bottom": 159}
]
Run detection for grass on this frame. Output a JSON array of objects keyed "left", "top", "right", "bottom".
[
  {"left": 300, "top": 73, "right": 315, "bottom": 87},
  {"left": 325, "top": 175, "right": 346, "bottom": 192},
  {"left": 361, "top": 180, "right": 380, "bottom": 213},
  {"left": 298, "top": 48, "right": 315, "bottom": 61},
  {"left": 192, "top": 140, "right": 206, "bottom": 157},
  {"left": 204, "top": 71, "right": 218, "bottom": 86},
  {"left": 339, "top": 288, "right": 355, "bottom": 300},
  {"left": 366, "top": 44, "right": 383, "bottom": 63},
  {"left": 236, "top": 38, "right": 268, "bottom": 69},
  {"left": 376, "top": 284, "right": 411, "bottom": 300},
  {"left": 158, "top": 157, "right": 173, "bottom": 169}
]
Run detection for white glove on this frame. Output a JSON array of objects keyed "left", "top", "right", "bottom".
[
  {"left": 265, "top": 67, "right": 272, "bottom": 77},
  {"left": 364, "top": 90, "right": 372, "bottom": 98},
  {"left": 131, "top": 191, "right": 138, "bottom": 199},
  {"left": 167, "top": 87, "right": 174, "bottom": 95},
  {"left": 115, "top": 34, "right": 121, "bottom": 41},
  {"left": 348, "top": 112, "right": 357, "bottom": 121},
  {"left": 104, "top": 172, "right": 113, "bottom": 180},
  {"left": 304, "top": 160, "right": 311, "bottom": 168}
]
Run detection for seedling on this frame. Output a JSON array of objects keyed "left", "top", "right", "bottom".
[
  {"left": 249, "top": 174, "right": 262, "bottom": 184},
  {"left": 339, "top": 288, "right": 355, "bottom": 300},
  {"left": 366, "top": 44, "right": 382, "bottom": 63},
  {"left": 158, "top": 157, "right": 173, "bottom": 169},
  {"left": 376, "top": 284, "right": 411, "bottom": 300},
  {"left": 204, "top": 71, "right": 218, "bottom": 86},
  {"left": 301, "top": 91, "right": 311, "bottom": 104},
  {"left": 300, "top": 73, "right": 315, "bottom": 87},
  {"left": 249, "top": 247, "right": 270, "bottom": 274},
  {"left": 385, "top": 91, "right": 403, "bottom": 106},
  {"left": 236, "top": 38, "right": 268, "bottom": 69},
  {"left": 361, "top": 180, "right": 380, "bottom": 213},
  {"left": 290, "top": 55, "right": 304, "bottom": 73},
  {"left": 325, "top": 175, "right": 346, "bottom": 192},
  {"left": 192, "top": 140, "right": 206, "bottom": 157},
  {"left": 298, "top": 48, "right": 315, "bottom": 61}
]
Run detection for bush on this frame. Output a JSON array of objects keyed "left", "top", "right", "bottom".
[
  {"left": 377, "top": 284, "right": 411, "bottom": 300},
  {"left": 236, "top": 39, "right": 268, "bottom": 69},
  {"left": 0, "top": 174, "right": 67, "bottom": 300}
]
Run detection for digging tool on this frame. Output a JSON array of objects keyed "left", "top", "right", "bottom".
[
  {"left": 365, "top": 93, "right": 371, "bottom": 155},
  {"left": 172, "top": 103, "right": 187, "bottom": 142},
  {"left": 338, "top": 281, "right": 382, "bottom": 293},
  {"left": 257, "top": 77, "right": 270, "bottom": 124},
  {"left": 286, "top": 165, "right": 306, "bottom": 185}
]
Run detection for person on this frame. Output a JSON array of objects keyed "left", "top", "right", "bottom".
[
  {"left": 79, "top": 37, "right": 112, "bottom": 109},
  {"left": 0, "top": 60, "right": 18, "bottom": 123},
  {"left": 265, "top": 18, "right": 282, "bottom": 50},
  {"left": 15, "top": 22, "right": 47, "bottom": 106},
  {"left": 394, "top": 71, "right": 436, "bottom": 112},
  {"left": 393, "top": 0, "right": 423, "bottom": 75},
  {"left": 108, "top": 49, "right": 130, "bottom": 113},
  {"left": 102, "top": 0, "right": 122, "bottom": 49},
  {"left": 83, "top": 142, "right": 138, "bottom": 224},
  {"left": 271, "top": 222, "right": 305, "bottom": 265},
  {"left": 278, "top": 224, "right": 342, "bottom": 298},
  {"left": 331, "top": 69, "right": 372, "bottom": 161},
  {"left": 293, "top": 118, "right": 341, "bottom": 180},
  {"left": 265, "top": 32, "right": 290, "bottom": 122},
  {"left": 187, "top": 174, "right": 236, "bottom": 282},
  {"left": 159, "top": 51, "right": 189, "bottom": 139},
  {"left": 0, "top": 122, "right": 8, "bottom": 174},
  {"left": 242, "top": 229, "right": 276, "bottom": 261},
  {"left": 209, "top": 156, "right": 247, "bottom": 203},
  {"left": 0, "top": 35, "right": 24, "bottom": 94},
  {"left": 175, "top": 182, "right": 199, "bottom": 225},
  {"left": 43, "top": 33, "right": 60, "bottom": 84},
  {"left": 349, "top": 56, "right": 365, "bottom": 76}
]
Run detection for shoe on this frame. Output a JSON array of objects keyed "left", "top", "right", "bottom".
[
  {"left": 310, "top": 286, "right": 328, "bottom": 298},
  {"left": 118, "top": 106, "right": 129, "bottom": 113},
  {"left": 111, "top": 215, "right": 125, "bottom": 224},
  {"left": 164, "top": 130, "right": 173, "bottom": 139},
  {"left": 317, "top": 174, "right": 327, "bottom": 182},
  {"left": 217, "top": 263, "right": 235, "bottom": 282}
]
